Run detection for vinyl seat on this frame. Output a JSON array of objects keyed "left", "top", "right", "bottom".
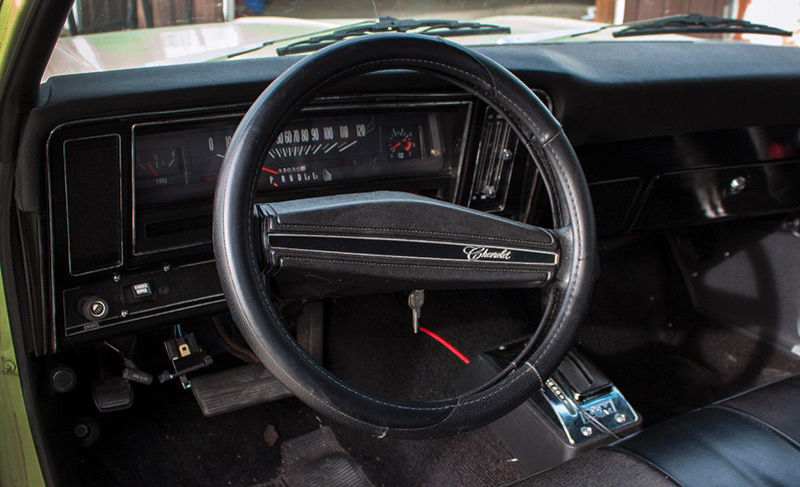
[{"left": 510, "top": 373, "right": 800, "bottom": 487}]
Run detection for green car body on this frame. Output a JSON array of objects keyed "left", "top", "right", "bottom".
[{"left": 1, "top": 0, "right": 46, "bottom": 483}]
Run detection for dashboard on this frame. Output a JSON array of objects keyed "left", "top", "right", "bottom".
[
  {"left": 16, "top": 41, "right": 800, "bottom": 355},
  {"left": 43, "top": 94, "right": 539, "bottom": 348}
]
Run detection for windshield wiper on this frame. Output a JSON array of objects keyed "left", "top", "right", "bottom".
[
  {"left": 275, "top": 17, "right": 510, "bottom": 56},
  {"left": 611, "top": 13, "right": 792, "bottom": 38},
  {"left": 554, "top": 13, "right": 793, "bottom": 43},
  {"left": 208, "top": 19, "right": 377, "bottom": 62}
]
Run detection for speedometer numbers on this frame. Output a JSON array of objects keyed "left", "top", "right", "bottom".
[
  {"left": 262, "top": 121, "right": 371, "bottom": 187},
  {"left": 387, "top": 127, "right": 419, "bottom": 160},
  {"left": 256, "top": 116, "right": 430, "bottom": 189}
]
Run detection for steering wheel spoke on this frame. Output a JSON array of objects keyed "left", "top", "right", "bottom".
[{"left": 257, "top": 192, "right": 561, "bottom": 297}]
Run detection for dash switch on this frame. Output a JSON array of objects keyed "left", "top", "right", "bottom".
[
  {"left": 131, "top": 282, "right": 152, "bottom": 298},
  {"left": 124, "top": 282, "right": 155, "bottom": 304}
]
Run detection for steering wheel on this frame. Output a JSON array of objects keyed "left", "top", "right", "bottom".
[{"left": 213, "top": 34, "right": 596, "bottom": 439}]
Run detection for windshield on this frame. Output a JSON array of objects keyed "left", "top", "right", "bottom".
[{"left": 44, "top": 0, "right": 800, "bottom": 81}]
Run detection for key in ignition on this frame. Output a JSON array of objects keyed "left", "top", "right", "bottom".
[{"left": 408, "top": 289, "right": 425, "bottom": 334}]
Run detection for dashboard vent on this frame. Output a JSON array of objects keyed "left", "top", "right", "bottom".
[{"left": 469, "top": 110, "right": 518, "bottom": 212}]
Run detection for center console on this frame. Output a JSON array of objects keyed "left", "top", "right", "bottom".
[{"left": 454, "top": 340, "right": 641, "bottom": 475}]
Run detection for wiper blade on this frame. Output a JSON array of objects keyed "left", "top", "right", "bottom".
[
  {"left": 217, "top": 19, "right": 377, "bottom": 62},
  {"left": 612, "top": 13, "right": 792, "bottom": 38},
  {"left": 276, "top": 17, "right": 510, "bottom": 56}
]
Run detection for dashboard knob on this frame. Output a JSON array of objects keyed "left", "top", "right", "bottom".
[{"left": 78, "top": 296, "right": 110, "bottom": 321}]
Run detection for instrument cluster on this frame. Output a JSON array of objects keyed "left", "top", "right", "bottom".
[{"left": 134, "top": 108, "right": 456, "bottom": 206}]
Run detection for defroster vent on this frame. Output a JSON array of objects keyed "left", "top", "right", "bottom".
[{"left": 469, "top": 110, "right": 519, "bottom": 212}]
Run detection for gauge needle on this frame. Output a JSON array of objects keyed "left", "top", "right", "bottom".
[
  {"left": 147, "top": 163, "right": 158, "bottom": 177},
  {"left": 390, "top": 141, "right": 403, "bottom": 151},
  {"left": 261, "top": 167, "right": 278, "bottom": 174}
]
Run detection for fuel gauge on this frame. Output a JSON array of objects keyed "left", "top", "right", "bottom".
[{"left": 136, "top": 147, "right": 186, "bottom": 188}]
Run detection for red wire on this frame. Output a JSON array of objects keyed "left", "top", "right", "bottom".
[{"left": 419, "top": 327, "right": 470, "bottom": 364}]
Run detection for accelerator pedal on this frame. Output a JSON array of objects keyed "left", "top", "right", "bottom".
[
  {"left": 191, "top": 363, "right": 292, "bottom": 417},
  {"left": 276, "top": 427, "right": 373, "bottom": 487}
]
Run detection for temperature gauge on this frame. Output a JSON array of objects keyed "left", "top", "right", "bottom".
[{"left": 387, "top": 128, "right": 420, "bottom": 161}]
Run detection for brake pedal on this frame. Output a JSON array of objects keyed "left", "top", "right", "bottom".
[
  {"left": 92, "top": 377, "right": 133, "bottom": 412},
  {"left": 190, "top": 363, "right": 292, "bottom": 417}
]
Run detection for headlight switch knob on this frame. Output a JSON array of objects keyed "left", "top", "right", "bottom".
[{"left": 78, "top": 295, "right": 110, "bottom": 321}]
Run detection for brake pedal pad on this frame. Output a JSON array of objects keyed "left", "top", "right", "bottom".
[{"left": 92, "top": 377, "right": 133, "bottom": 412}]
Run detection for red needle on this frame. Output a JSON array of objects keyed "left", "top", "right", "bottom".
[
  {"left": 147, "top": 163, "right": 158, "bottom": 177},
  {"left": 261, "top": 167, "right": 278, "bottom": 174},
  {"left": 390, "top": 141, "right": 402, "bottom": 151}
]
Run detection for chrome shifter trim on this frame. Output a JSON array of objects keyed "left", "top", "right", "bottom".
[{"left": 542, "top": 378, "right": 639, "bottom": 445}]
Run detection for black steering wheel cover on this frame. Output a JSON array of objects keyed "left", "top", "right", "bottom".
[{"left": 213, "top": 34, "right": 596, "bottom": 438}]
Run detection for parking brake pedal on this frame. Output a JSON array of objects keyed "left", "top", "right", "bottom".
[{"left": 191, "top": 363, "right": 292, "bottom": 417}]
